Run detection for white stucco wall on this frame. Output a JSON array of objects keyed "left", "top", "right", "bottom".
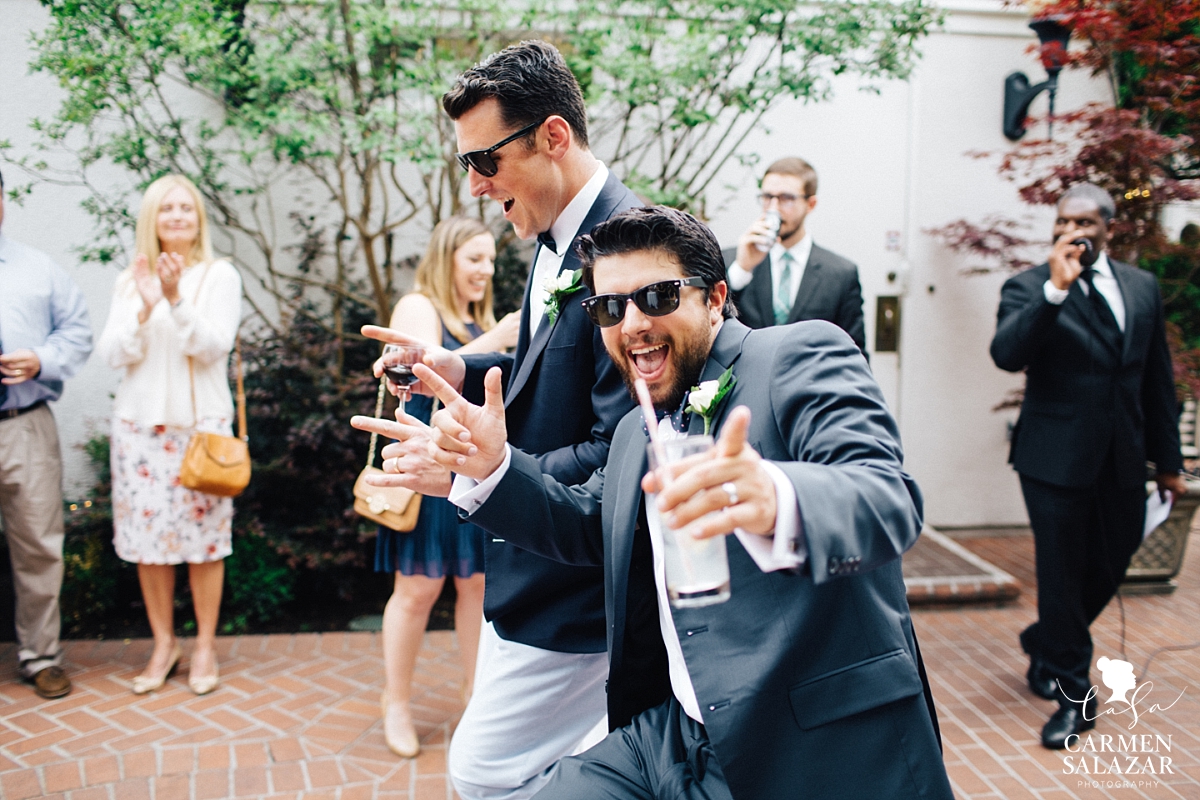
[
  {"left": 3, "top": 0, "right": 1122, "bottom": 525},
  {"left": 705, "top": 1, "right": 1112, "bottom": 527}
]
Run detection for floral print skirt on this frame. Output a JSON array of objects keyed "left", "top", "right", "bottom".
[{"left": 111, "top": 417, "right": 234, "bottom": 565}]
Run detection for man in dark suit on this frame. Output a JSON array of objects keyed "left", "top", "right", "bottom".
[
  {"left": 990, "top": 183, "right": 1186, "bottom": 749},
  {"left": 419, "top": 207, "right": 952, "bottom": 799},
  {"left": 723, "top": 157, "right": 866, "bottom": 352},
  {"left": 354, "top": 40, "right": 637, "bottom": 800}
]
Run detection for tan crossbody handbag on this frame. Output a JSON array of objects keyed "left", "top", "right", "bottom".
[
  {"left": 180, "top": 339, "right": 251, "bottom": 497},
  {"left": 353, "top": 377, "right": 422, "bottom": 531},
  {"left": 179, "top": 261, "right": 252, "bottom": 497}
]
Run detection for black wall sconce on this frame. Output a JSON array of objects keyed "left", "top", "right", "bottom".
[{"left": 1003, "top": 16, "right": 1072, "bottom": 141}]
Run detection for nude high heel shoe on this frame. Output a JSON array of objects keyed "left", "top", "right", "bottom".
[
  {"left": 381, "top": 693, "right": 420, "bottom": 758},
  {"left": 132, "top": 642, "right": 182, "bottom": 695}
]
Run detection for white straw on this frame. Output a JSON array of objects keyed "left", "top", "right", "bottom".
[{"left": 634, "top": 378, "right": 671, "bottom": 486}]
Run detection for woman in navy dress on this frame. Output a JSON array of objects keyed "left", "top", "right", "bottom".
[{"left": 376, "top": 217, "right": 519, "bottom": 757}]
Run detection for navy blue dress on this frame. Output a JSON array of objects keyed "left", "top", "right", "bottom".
[{"left": 375, "top": 319, "right": 488, "bottom": 578}]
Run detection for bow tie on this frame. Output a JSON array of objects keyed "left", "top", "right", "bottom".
[
  {"left": 537, "top": 231, "right": 558, "bottom": 255},
  {"left": 640, "top": 396, "right": 692, "bottom": 438}
]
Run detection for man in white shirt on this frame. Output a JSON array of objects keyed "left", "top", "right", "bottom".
[
  {"left": 0, "top": 167, "right": 93, "bottom": 699},
  {"left": 412, "top": 207, "right": 951, "bottom": 800},
  {"left": 991, "top": 183, "right": 1186, "bottom": 748},
  {"left": 724, "top": 157, "right": 866, "bottom": 353},
  {"left": 355, "top": 40, "right": 638, "bottom": 799}
]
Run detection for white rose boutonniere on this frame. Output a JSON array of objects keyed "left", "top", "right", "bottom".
[
  {"left": 684, "top": 366, "right": 736, "bottom": 435},
  {"left": 544, "top": 269, "right": 584, "bottom": 326}
]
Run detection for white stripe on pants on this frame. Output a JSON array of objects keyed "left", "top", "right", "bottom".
[{"left": 449, "top": 621, "right": 609, "bottom": 800}]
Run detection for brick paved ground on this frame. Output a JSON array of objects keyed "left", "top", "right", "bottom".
[{"left": 1, "top": 529, "right": 1197, "bottom": 800}]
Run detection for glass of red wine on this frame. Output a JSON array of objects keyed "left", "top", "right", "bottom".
[{"left": 380, "top": 344, "right": 426, "bottom": 416}]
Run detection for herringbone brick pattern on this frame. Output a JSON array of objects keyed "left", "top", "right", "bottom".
[
  {"left": 0, "top": 632, "right": 464, "bottom": 799},
  {"left": 0, "top": 530, "right": 1197, "bottom": 799}
]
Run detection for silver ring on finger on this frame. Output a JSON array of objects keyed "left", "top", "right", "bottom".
[{"left": 722, "top": 481, "right": 738, "bottom": 507}]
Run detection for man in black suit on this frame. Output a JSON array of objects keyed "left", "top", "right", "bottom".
[
  {"left": 354, "top": 40, "right": 638, "bottom": 799},
  {"left": 420, "top": 207, "right": 952, "bottom": 799},
  {"left": 990, "top": 183, "right": 1186, "bottom": 749},
  {"left": 723, "top": 157, "right": 866, "bottom": 352}
]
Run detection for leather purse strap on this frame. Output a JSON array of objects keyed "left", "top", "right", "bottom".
[
  {"left": 184, "top": 260, "right": 245, "bottom": 440},
  {"left": 366, "top": 377, "right": 387, "bottom": 470}
]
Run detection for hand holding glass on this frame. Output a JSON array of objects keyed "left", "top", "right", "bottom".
[
  {"left": 647, "top": 435, "right": 732, "bottom": 608},
  {"left": 381, "top": 344, "right": 426, "bottom": 415}
]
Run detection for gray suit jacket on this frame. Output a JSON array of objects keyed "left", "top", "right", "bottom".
[
  {"left": 723, "top": 243, "right": 866, "bottom": 352},
  {"left": 470, "top": 319, "right": 952, "bottom": 800}
]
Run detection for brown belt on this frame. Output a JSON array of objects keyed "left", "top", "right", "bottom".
[{"left": 0, "top": 400, "right": 47, "bottom": 420}]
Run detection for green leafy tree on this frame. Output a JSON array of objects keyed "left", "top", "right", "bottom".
[{"left": 7, "top": 0, "right": 937, "bottom": 620}]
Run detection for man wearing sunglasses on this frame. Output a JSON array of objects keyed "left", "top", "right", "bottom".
[
  {"left": 355, "top": 39, "right": 639, "bottom": 800},
  {"left": 723, "top": 157, "right": 866, "bottom": 354},
  {"left": 415, "top": 206, "right": 951, "bottom": 800}
]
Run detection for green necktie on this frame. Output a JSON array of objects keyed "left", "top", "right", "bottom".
[{"left": 773, "top": 251, "right": 794, "bottom": 325}]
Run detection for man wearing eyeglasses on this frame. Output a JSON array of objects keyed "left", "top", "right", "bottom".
[
  {"left": 354, "top": 39, "right": 639, "bottom": 800},
  {"left": 724, "top": 157, "right": 866, "bottom": 353},
  {"left": 414, "top": 206, "right": 951, "bottom": 800}
]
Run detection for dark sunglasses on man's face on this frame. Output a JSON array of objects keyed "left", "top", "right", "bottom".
[
  {"left": 455, "top": 119, "right": 545, "bottom": 178},
  {"left": 581, "top": 277, "right": 708, "bottom": 328}
]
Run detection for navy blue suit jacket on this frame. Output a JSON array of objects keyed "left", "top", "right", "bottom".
[
  {"left": 460, "top": 171, "right": 640, "bottom": 652},
  {"left": 469, "top": 320, "right": 953, "bottom": 799}
]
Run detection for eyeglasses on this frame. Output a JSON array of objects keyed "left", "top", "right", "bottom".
[
  {"left": 455, "top": 119, "right": 545, "bottom": 177},
  {"left": 757, "top": 192, "right": 806, "bottom": 209},
  {"left": 581, "top": 277, "right": 708, "bottom": 328}
]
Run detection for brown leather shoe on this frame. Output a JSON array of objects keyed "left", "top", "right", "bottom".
[{"left": 31, "top": 666, "right": 72, "bottom": 699}]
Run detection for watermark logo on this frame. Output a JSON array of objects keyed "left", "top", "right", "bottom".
[{"left": 1061, "top": 655, "right": 1187, "bottom": 788}]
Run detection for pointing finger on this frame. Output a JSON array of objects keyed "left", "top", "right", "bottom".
[
  {"left": 715, "top": 406, "right": 751, "bottom": 458},
  {"left": 361, "top": 325, "right": 431, "bottom": 347},
  {"left": 413, "top": 363, "right": 466, "bottom": 411}
]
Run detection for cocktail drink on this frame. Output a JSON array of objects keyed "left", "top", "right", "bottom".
[{"left": 646, "top": 435, "right": 731, "bottom": 608}]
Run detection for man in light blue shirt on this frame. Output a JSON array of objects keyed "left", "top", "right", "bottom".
[{"left": 0, "top": 168, "right": 93, "bottom": 699}]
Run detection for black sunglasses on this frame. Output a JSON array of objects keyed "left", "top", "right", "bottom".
[
  {"left": 455, "top": 119, "right": 545, "bottom": 178},
  {"left": 581, "top": 277, "right": 709, "bottom": 328}
]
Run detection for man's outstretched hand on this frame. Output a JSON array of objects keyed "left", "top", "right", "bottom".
[
  {"left": 361, "top": 325, "right": 466, "bottom": 396},
  {"left": 421, "top": 364, "right": 509, "bottom": 482},
  {"left": 348, "top": 411, "right": 453, "bottom": 497},
  {"left": 642, "top": 406, "right": 777, "bottom": 539}
]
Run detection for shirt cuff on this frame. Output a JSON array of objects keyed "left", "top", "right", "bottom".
[
  {"left": 733, "top": 461, "right": 805, "bottom": 572},
  {"left": 1043, "top": 280, "right": 1069, "bottom": 305},
  {"left": 448, "top": 446, "right": 513, "bottom": 514},
  {"left": 727, "top": 261, "right": 755, "bottom": 291}
]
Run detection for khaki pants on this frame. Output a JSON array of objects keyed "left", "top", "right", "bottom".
[{"left": 0, "top": 404, "right": 64, "bottom": 677}]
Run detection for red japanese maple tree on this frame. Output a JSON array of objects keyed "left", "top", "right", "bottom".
[{"left": 932, "top": 0, "right": 1200, "bottom": 395}]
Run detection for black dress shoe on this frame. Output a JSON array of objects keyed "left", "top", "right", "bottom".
[
  {"left": 1026, "top": 656, "right": 1058, "bottom": 700},
  {"left": 1042, "top": 698, "right": 1096, "bottom": 749}
]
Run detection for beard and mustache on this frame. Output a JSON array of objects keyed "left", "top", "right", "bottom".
[{"left": 609, "top": 328, "right": 713, "bottom": 412}]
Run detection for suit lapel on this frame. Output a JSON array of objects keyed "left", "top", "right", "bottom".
[
  {"left": 1110, "top": 259, "right": 1138, "bottom": 365},
  {"left": 685, "top": 320, "right": 752, "bottom": 435},
  {"left": 505, "top": 173, "right": 625, "bottom": 404},
  {"left": 611, "top": 427, "right": 649, "bottom": 630},
  {"left": 786, "top": 248, "right": 826, "bottom": 324},
  {"left": 747, "top": 254, "right": 775, "bottom": 325}
]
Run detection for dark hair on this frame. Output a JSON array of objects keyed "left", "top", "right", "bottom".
[
  {"left": 1059, "top": 183, "right": 1115, "bottom": 224},
  {"left": 577, "top": 206, "right": 737, "bottom": 319},
  {"left": 764, "top": 156, "right": 818, "bottom": 198},
  {"left": 443, "top": 40, "right": 589, "bottom": 149},
  {"left": 0, "top": 167, "right": 4, "bottom": 190}
]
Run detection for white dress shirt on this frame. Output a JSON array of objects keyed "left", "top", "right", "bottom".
[
  {"left": 727, "top": 234, "right": 814, "bottom": 311},
  {"left": 1042, "top": 252, "right": 1126, "bottom": 332},
  {"left": 449, "top": 428, "right": 805, "bottom": 724},
  {"left": 528, "top": 163, "right": 610, "bottom": 339}
]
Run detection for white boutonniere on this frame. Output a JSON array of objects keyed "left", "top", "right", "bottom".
[
  {"left": 684, "top": 366, "right": 736, "bottom": 435},
  {"left": 544, "top": 269, "right": 584, "bottom": 326}
]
